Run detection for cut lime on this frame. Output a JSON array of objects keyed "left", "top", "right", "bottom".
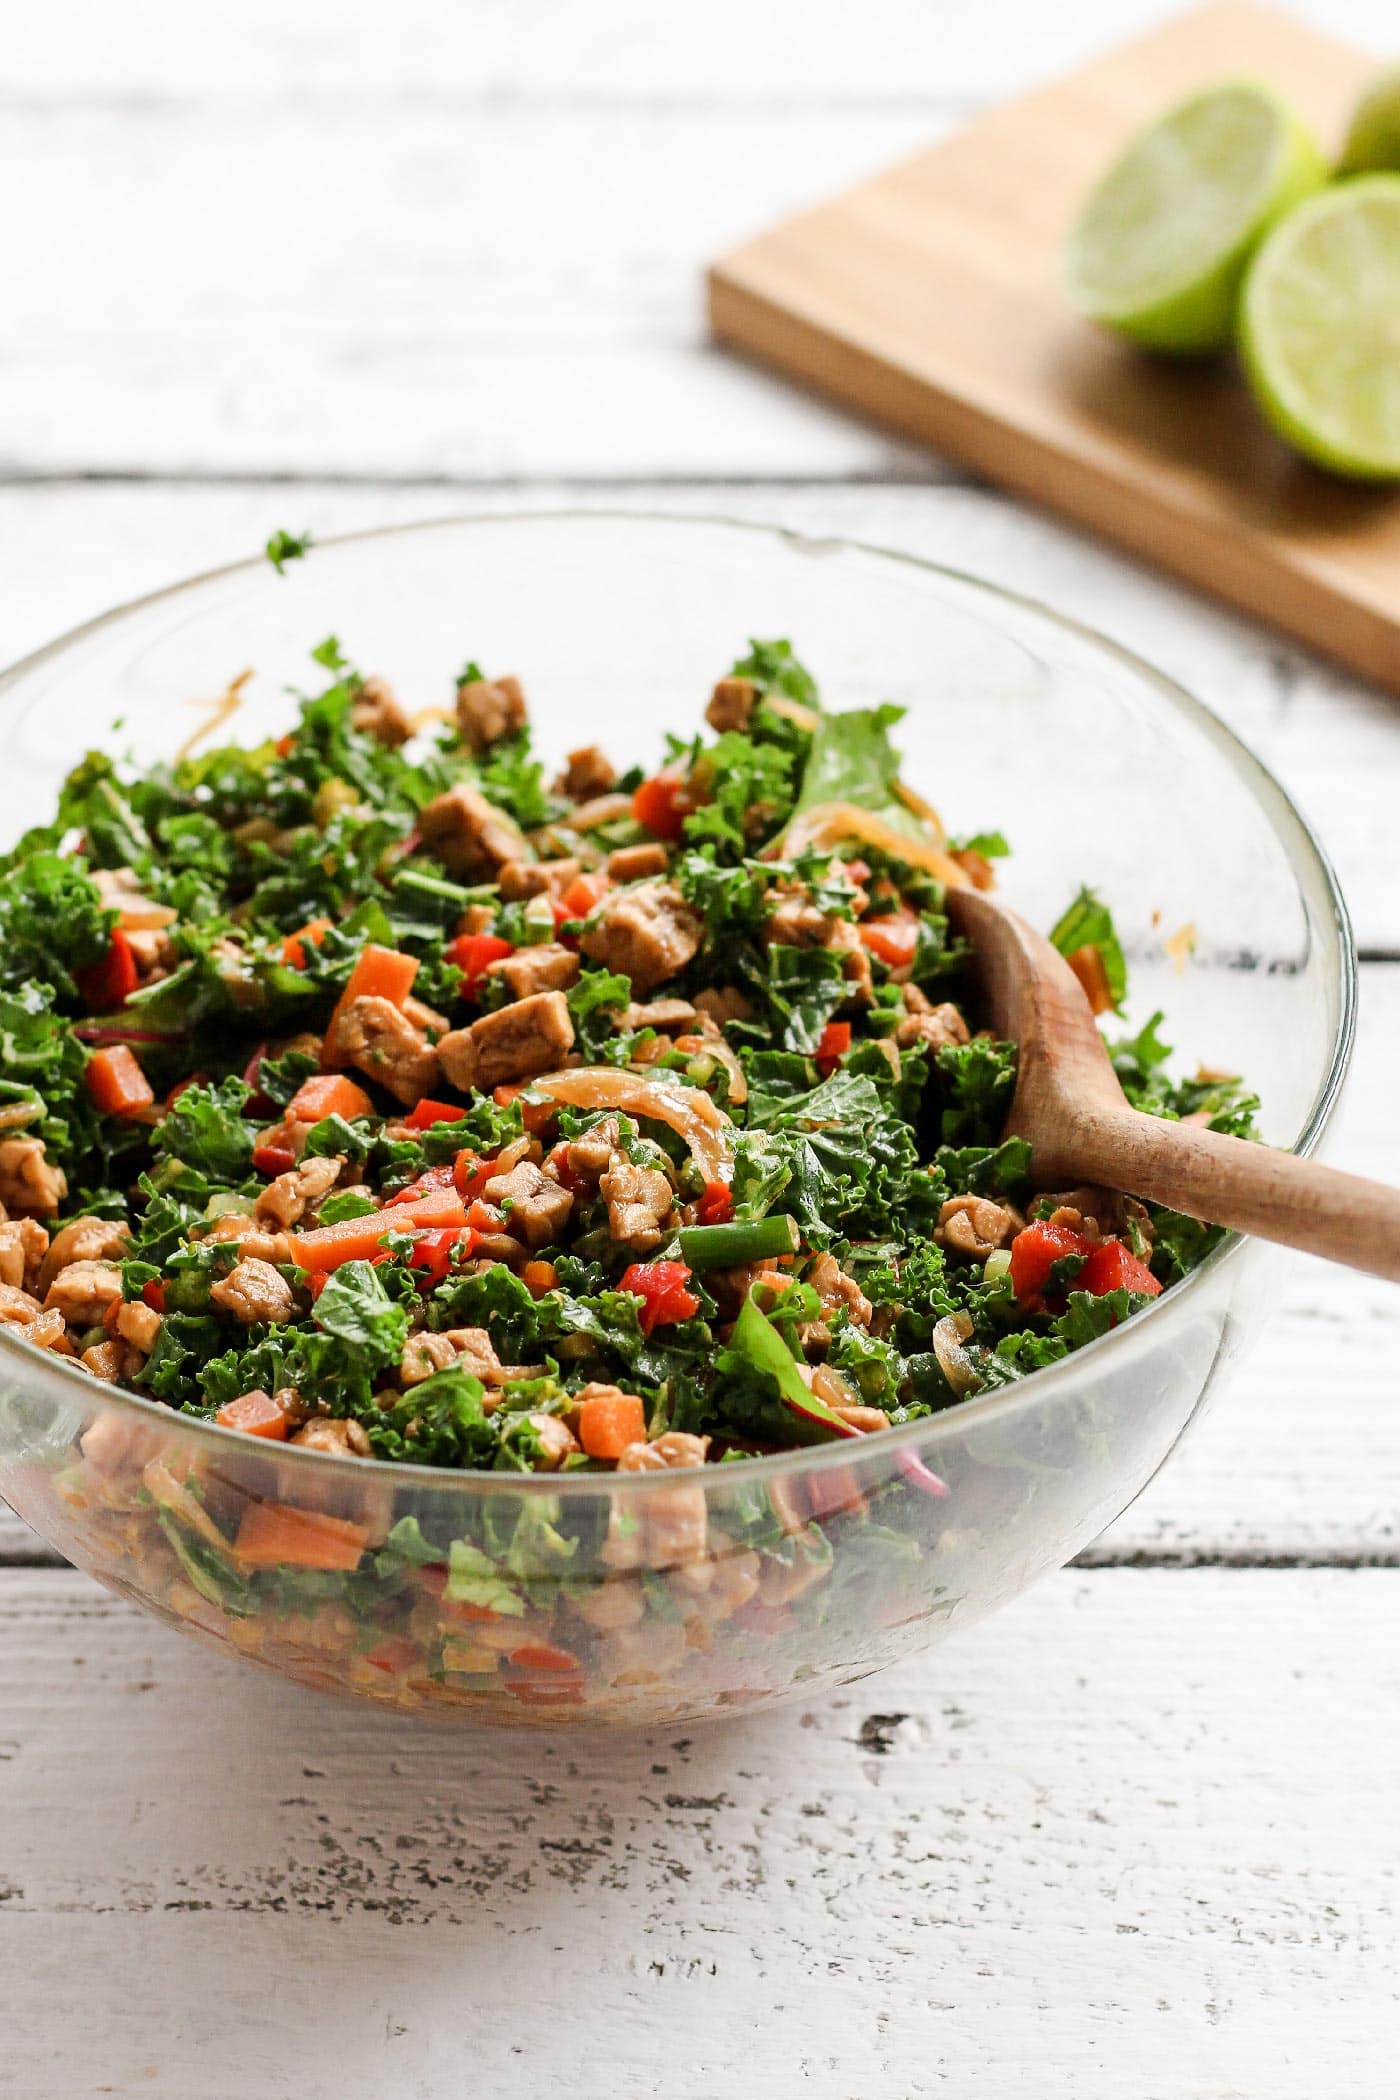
[
  {"left": 1066, "top": 80, "right": 1325, "bottom": 352},
  {"left": 1338, "top": 65, "right": 1400, "bottom": 176},
  {"left": 1240, "top": 176, "right": 1400, "bottom": 481}
]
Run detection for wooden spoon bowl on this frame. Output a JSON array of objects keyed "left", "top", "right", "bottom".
[{"left": 946, "top": 887, "right": 1400, "bottom": 1285}]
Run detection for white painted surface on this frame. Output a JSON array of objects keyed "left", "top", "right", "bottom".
[
  {"left": 1, "top": 1568, "right": 1397, "bottom": 2099},
  {"left": 1, "top": 3, "right": 1398, "bottom": 2090}
]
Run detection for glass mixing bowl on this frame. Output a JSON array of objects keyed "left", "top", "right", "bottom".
[{"left": 0, "top": 513, "right": 1354, "bottom": 1727}]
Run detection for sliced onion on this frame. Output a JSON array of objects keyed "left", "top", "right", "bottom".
[
  {"left": 673, "top": 1032, "right": 748, "bottom": 1107},
  {"left": 569, "top": 792, "right": 635, "bottom": 832},
  {"left": 781, "top": 803, "right": 969, "bottom": 889},
  {"left": 808, "top": 1362, "right": 860, "bottom": 1412},
  {"left": 932, "top": 1310, "right": 981, "bottom": 1397},
  {"left": 529, "top": 1067, "right": 735, "bottom": 1183}
]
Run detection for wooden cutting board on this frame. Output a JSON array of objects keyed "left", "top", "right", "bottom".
[{"left": 709, "top": 2, "right": 1400, "bottom": 695}]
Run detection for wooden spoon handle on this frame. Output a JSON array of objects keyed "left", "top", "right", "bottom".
[{"left": 1074, "top": 1109, "right": 1400, "bottom": 1284}]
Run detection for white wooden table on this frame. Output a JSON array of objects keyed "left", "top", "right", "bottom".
[{"left": 2, "top": 6, "right": 1398, "bottom": 2093}]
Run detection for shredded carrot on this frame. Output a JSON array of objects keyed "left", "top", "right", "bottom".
[
  {"left": 233, "top": 1501, "right": 370, "bottom": 1571},
  {"left": 85, "top": 1044, "right": 155, "bottom": 1117},
  {"left": 287, "top": 1072, "right": 376, "bottom": 1123},
  {"left": 321, "top": 944, "right": 420, "bottom": 1067},
  {"left": 577, "top": 1390, "right": 646, "bottom": 1461},
  {"left": 1065, "top": 943, "right": 1115, "bottom": 1015}
]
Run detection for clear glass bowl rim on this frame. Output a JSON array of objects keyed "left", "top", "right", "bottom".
[{"left": 0, "top": 507, "right": 1357, "bottom": 1501}]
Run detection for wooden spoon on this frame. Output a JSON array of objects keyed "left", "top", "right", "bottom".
[{"left": 945, "top": 887, "right": 1400, "bottom": 1284}]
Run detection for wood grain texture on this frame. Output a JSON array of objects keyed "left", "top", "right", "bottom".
[
  {"left": 0, "top": 1566, "right": 1396, "bottom": 2099},
  {"left": 710, "top": 3, "right": 1400, "bottom": 694}
]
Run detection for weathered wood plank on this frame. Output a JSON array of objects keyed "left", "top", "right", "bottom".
[
  {"left": 0, "top": 1565, "right": 1395, "bottom": 2098},
  {"left": 5, "top": 0, "right": 1388, "bottom": 103}
]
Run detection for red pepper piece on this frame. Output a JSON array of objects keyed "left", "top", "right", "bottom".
[
  {"left": 1078, "top": 1239, "right": 1162, "bottom": 1299},
  {"left": 74, "top": 929, "right": 139, "bottom": 1011},
  {"left": 618, "top": 1258, "right": 701, "bottom": 1336},
  {"left": 446, "top": 932, "right": 515, "bottom": 993},
  {"left": 814, "top": 1020, "right": 851, "bottom": 1075}
]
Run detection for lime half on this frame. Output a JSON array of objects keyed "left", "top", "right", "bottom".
[
  {"left": 1339, "top": 65, "right": 1400, "bottom": 176},
  {"left": 1240, "top": 176, "right": 1400, "bottom": 481},
  {"left": 1066, "top": 80, "right": 1325, "bottom": 352}
]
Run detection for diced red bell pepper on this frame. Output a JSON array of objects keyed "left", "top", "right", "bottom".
[
  {"left": 631, "top": 773, "right": 691, "bottom": 841},
  {"left": 814, "top": 1020, "right": 851, "bottom": 1074},
  {"left": 558, "top": 871, "right": 611, "bottom": 921},
  {"left": 618, "top": 1258, "right": 701, "bottom": 1335},
  {"left": 446, "top": 932, "right": 514, "bottom": 993},
  {"left": 695, "top": 1179, "right": 734, "bottom": 1226},
  {"left": 252, "top": 1142, "right": 297, "bottom": 1178},
  {"left": 84, "top": 1043, "right": 155, "bottom": 1118},
  {"left": 453, "top": 1151, "right": 498, "bottom": 1200},
  {"left": 74, "top": 929, "right": 139, "bottom": 1011},
  {"left": 141, "top": 1279, "right": 166, "bottom": 1314},
  {"left": 858, "top": 914, "right": 920, "bottom": 969},
  {"left": 1008, "top": 1220, "right": 1093, "bottom": 1304},
  {"left": 545, "top": 1141, "right": 588, "bottom": 1196},
  {"left": 405, "top": 1097, "right": 467, "bottom": 1131},
  {"left": 1078, "top": 1239, "right": 1162, "bottom": 1299},
  {"left": 387, "top": 1163, "right": 458, "bottom": 1207},
  {"left": 408, "top": 1226, "right": 478, "bottom": 1289},
  {"left": 275, "top": 732, "right": 297, "bottom": 758}
]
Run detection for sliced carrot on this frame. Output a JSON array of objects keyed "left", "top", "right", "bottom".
[
  {"left": 321, "top": 944, "right": 420, "bottom": 1068},
  {"left": 558, "top": 871, "right": 611, "bottom": 920},
  {"left": 282, "top": 916, "right": 333, "bottom": 969},
  {"left": 1065, "top": 943, "right": 1115, "bottom": 1016},
  {"left": 288, "top": 1072, "right": 376, "bottom": 1123},
  {"left": 215, "top": 1390, "right": 292, "bottom": 1441},
  {"left": 577, "top": 1390, "right": 646, "bottom": 1461},
  {"left": 233, "top": 1501, "right": 370, "bottom": 1571},
  {"left": 84, "top": 1043, "right": 155, "bottom": 1117},
  {"left": 288, "top": 1190, "right": 470, "bottom": 1270}
]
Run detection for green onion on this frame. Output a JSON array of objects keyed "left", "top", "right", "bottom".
[
  {"left": 678, "top": 1214, "right": 800, "bottom": 1269},
  {"left": 391, "top": 868, "right": 490, "bottom": 906}
]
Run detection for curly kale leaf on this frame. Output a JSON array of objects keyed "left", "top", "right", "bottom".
[
  {"left": 0, "top": 853, "right": 114, "bottom": 999},
  {"left": 152, "top": 1076, "right": 255, "bottom": 1184}
]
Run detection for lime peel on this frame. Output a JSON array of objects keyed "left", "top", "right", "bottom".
[
  {"left": 1240, "top": 175, "right": 1400, "bottom": 483},
  {"left": 1066, "top": 79, "right": 1326, "bottom": 354}
]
